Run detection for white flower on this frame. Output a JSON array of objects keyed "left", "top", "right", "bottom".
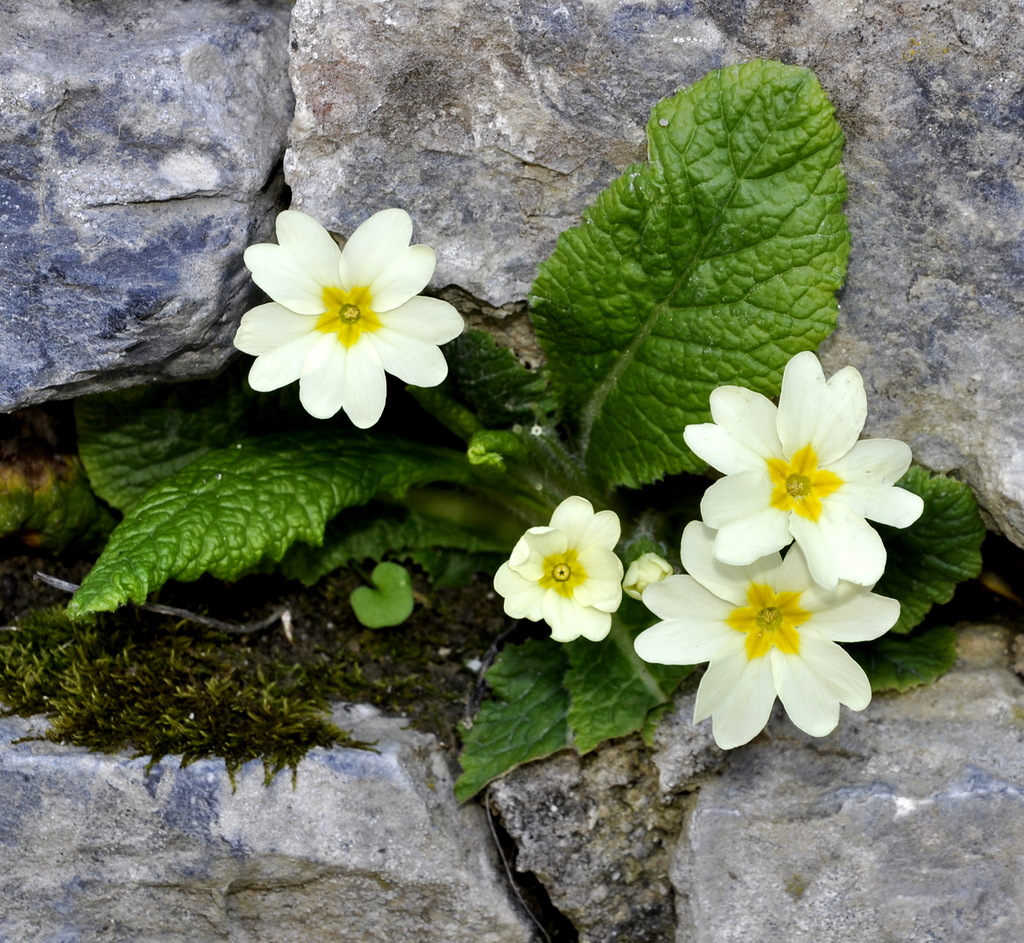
[
  {"left": 622, "top": 552, "right": 673, "bottom": 601},
  {"left": 233, "top": 208, "right": 464, "bottom": 426},
  {"left": 683, "top": 351, "right": 924, "bottom": 589},
  {"left": 494, "top": 496, "right": 624, "bottom": 642},
  {"left": 634, "top": 522, "right": 900, "bottom": 749}
]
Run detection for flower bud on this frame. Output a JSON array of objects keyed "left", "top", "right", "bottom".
[{"left": 622, "top": 552, "right": 673, "bottom": 600}]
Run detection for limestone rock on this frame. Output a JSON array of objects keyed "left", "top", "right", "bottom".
[
  {"left": 674, "top": 624, "right": 1024, "bottom": 943},
  {"left": 0, "top": 0, "right": 293, "bottom": 411},
  {"left": 487, "top": 729, "right": 716, "bottom": 943},
  {"left": 286, "top": 0, "right": 1024, "bottom": 547},
  {"left": 0, "top": 703, "right": 535, "bottom": 942}
]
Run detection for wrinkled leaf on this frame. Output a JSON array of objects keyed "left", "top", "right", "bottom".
[
  {"left": 445, "top": 330, "right": 556, "bottom": 428},
  {"left": 455, "top": 638, "right": 571, "bottom": 801},
  {"left": 566, "top": 620, "right": 693, "bottom": 754},
  {"left": 68, "top": 432, "right": 474, "bottom": 617},
  {"left": 848, "top": 625, "right": 959, "bottom": 693},
  {"left": 280, "top": 504, "right": 512, "bottom": 587},
  {"left": 531, "top": 59, "right": 849, "bottom": 487},
  {"left": 875, "top": 467, "right": 984, "bottom": 634},
  {"left": 76, "top": 369, "right": 251, "bottom": 514}
]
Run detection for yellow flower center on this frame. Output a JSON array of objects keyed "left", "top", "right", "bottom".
[
  {"left": 538, "top": 549, "right": 588, "bottom": 599},
  {"left": 726, "top": 583, "right": 808, "bottom": 660},
  {"left": 315, "top": 285, "right": 383, "bottom": 347},
  {"left": 767, "top": 444, "right": 843, "bottom": 521}
]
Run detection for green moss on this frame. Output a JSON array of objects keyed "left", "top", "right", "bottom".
[
  {"left": 0, "top": 568, "right": 506, "bottom": 785},
  {"left": 0, "top": 606, "right": 364, "bottom": 785}
]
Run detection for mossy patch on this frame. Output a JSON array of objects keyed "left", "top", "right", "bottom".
[{"left": 0, "top": 564, "right": 508, "bottom": 785}]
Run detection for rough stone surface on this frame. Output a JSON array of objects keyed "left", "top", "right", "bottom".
[
  {"left": 0, "top": 0, "right": 293, "bottom": 411},
  {"left": 0, "top": 703, "right": 536, "bottom": 942},
  {"left": 487, "top": 715, "right": 719, "bottom": 943},
  {"left": 674, "top": 624, "right": 1024, "bottom": 943},
  {"left": 287, "top": 0, "right": 1024, "bottom": 547}
]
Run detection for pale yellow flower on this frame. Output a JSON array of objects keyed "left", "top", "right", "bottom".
[
  {"left": 234, "top": 209, "right": 463, "bottom": 426},
  {"left": 683, "top": 351, "right": 923, "bottom": 589},
  {"left": 634, "top": 522, "right": 900, "bottom": 749},
  {"left": 494, "top": 496, "right": 624, "bottom": 642}
]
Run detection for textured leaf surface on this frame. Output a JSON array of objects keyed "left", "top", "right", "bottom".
[
  {"left": 68, "top": 432, "right": 473, "bottom": 617},
  {"left": 280, "top": 505, "right": 512, "bottom": 587},
  {"left": 531, "top": 59, "right": 849, "bottom": 487},
  {"left": 566, "top": 621, "right": 693, "bottom": 754},
  {"left": 455, "top": 639, "right": 571, "bottom": 801},
  {"left": 875, "top": 467, "right": 984, "bottom": 634},
  {"left": 76, "top": 371, "right": 251, "bottom": 514},
  {"left": 445, "top": 330, "right": 556, "bottom": 428},
  {"left": 849, "top": 626, "right": 959, "bottom": 693}
]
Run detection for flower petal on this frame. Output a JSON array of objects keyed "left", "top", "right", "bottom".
[
  {"left": 790, "top": 501, "right": 886, "bottom": 589},
  {"left": 634, "top": 618, "right": 733, "bottom": 666},
  {"left": 246, "top": 331, "right": 320, "bottom": 392},
  {"left": 829, "top": 436, "right": 913, "bottom": 483},
  {"left": 369, "top": 329, "right": 450, "bottom": 388},
  {"left": 835, "top": 483, "right": 924, "bottom": 529},
  {"left": 514, "top": 529, "right": 569, "bottom": 580},
  {"left": 274, "top": 209, "right": 344, "bottom": 289},
  {"left": 337, "top": 208, "right": 414, "bottom": 290},
  {"left": 777, "top": 353, "right": 866, "bottom": 464},
  {"left": 801, "top": 590, "right": 900, "bottom": 643},
  {"left": 368, "top": 245, "right": 437, "bottom": 312},
  {"left": 684, "top": 423, "right": 766, "bottom": 475},
  {"left": 699, "top": 470, "right": 774, "bottom": 528},
  {"left": 244, "top": 243, "right": 330, "bottom": 315},
  {"left": 706, "top": 504, "right": 793, "bottom": 566},
  {"left": 298, "top": 336, "right": 388, "bottom": 426},
  {"left": 378, "top": 296, "right": 465, "bottom": 345},
  {"left": 549, "top": 496, "right": 621, "bottom": 551},
  {"left": 707, "top": 385, "right": 784, "bottom": 462},
  {"left": 772, "top": 633, "right": 872, "bottom": 736},
  {"left": 693, "top": 641, "right": 778, "bottom": 749},
  {"left": 543, "top": 592, "right": 611, "bottom": 642},
  {"left": 493, "top": 563, "right": 546, "bottom": 621},
  {"left": 234, "top": 302, "right": 316, "bottom": 356},
  {"left": 677, "top": 521, "right": 762, "bottom": 606}
]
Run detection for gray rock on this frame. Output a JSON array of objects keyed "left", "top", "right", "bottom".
[
  {"left": 0, "top": 0, "right": 293, "bottom": 411},
  {"left": 674, "top": 624, "right": 1024, "bottom": 943},
  {"left": 286, "top": 0, "right": 1024, "bottom": 547},
  {"left": 0, "top": 703, "right": 536, "bottom": 942},
  {"left": 488, "top": 733, "right": 710, "bottom": 943}
]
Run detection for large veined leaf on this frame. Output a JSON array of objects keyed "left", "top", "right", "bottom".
[
  {"left": 67, "top": 432, "right": 474, "bottom": 617},
  {"left": 279, "top": 504, "right": 514, "bottom": 587},
  {"left": 565, "top": 620, "right": 693, "bottom": 754},
  {"left": 76, "top": 369, "right": 252, "bottom": 514},
  {"left": 531, "top": 59, "right": 849, "bottom": 488},
  {"left": 455, "top": 638, "right": 571, "bottom": 802}
]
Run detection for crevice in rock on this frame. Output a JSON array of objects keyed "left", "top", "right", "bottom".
[{"left": 483, "top": 788, "right": 580, "bottom": 943}]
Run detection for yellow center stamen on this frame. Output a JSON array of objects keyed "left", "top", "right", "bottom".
[
  {"left": 727, "top": 583, "right": 808, "bottom": 660},
  {"left": 315, "top": 285, "right": 383, "bottom": 347},
  {"left": 767, "top": 444, "right": 843, "bottom": 521},
  {"left": 539, "top": 549, "right": 588, "bottom": 599}
]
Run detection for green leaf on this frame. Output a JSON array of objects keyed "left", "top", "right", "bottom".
[
  {"left": 0, "top": 452, "right": 112, "bottom": 553},
  {"left": 565, "top": 620, "right": 693, "bottom": 754},
  {"left": 875, "top": 467, "right": 985, "bottom": 634},
  {"left": 848, "top": 625, "right": 959, "bottom": 693},
  {"left": 445, "top": 330, "right": 556, "bottom": 428},
  {"left": 455, "top": 639, "right": 571, "bottom": 802},
  {"left": 530, "top": 59, "right": 849, "bottom": 488},
  {"left": 280, "top": 504, "right": 512, "bottom": 587},
  {"left": 68, "top": 432, "right": 474, "bottom": 617},
  {"left": 76, "top": 369, "right": 251, "bottom": 514},
  {"left": 350, "top": 562, "right": 415, "bottom": 628}
]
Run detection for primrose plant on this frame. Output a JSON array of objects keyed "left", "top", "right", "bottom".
[{"left": 68, "top": 60, "right": 984, "bottom": 799}]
